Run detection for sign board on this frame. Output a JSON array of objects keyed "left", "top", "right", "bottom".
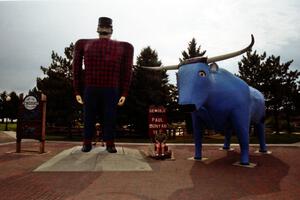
[
  {"left": 148, "top": 105, "right": 168, "bottom": 138},
  {"left": 16, "top": 93, "right": 47, "bottom": 153}
]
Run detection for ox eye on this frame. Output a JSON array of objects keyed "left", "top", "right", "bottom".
[{"left": 198, "top": 70, "right": 206, "bottom": 77}]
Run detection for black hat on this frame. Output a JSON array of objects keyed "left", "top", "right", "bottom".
[{"left": 98, "top": 17, "right": 112, "bottom": 28}]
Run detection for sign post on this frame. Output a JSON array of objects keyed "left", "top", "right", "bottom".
[{"left": 16, "top": 93, "right": 47, "bottom": 153}]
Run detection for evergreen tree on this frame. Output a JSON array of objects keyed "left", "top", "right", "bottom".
[
  {"left": 180, "top": 38, "right": 207, "bottom": 134},
  {"left": 7, "top": 91, "right": 19, "bottom": 121},
  {"left": 0, "top": 98, "right": 2, "bottom": 123},
  {"left": 0, "top": 91, "right": 19, "bottom": 123},
  {"left": 0, "top": 91, "right": 8, "bottom": 123},
  {"left": 166, "top": 84, "right": 182, "bottom": 122},
  {"left": 237, "top": 51, "right": 266, "bottom": 90},
  {"left": 281, "top": 69, "right": 300, "bottom": 132},
  {"left": 36, "top": 43, "right": 81, "bottom": 126},
  {"left": 238, "top": 51, "right": 300, "bottom": 133},
  {"left": 180, "top": 38, "right": 206, "bottom": 62},
  {"left": 121, "top": 46, "right": 172, "bottom": 136}
]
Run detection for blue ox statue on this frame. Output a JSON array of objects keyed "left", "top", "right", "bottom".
[{"left": 143, "top": 35, "right": 268, "bottom": 165}]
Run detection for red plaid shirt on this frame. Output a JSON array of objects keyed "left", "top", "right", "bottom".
[{"left": 72, "top": 38, "right": 134, "bottom": 97}]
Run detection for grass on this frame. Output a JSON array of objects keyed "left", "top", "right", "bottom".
[
  {"left": 2, "top": 122, "right": 300, "bottom": 144},
  {"left": 0, "top": 123, "right": 17, "bottom": 131}
]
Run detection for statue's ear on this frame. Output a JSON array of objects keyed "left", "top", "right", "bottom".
[{"left": 209, "top": 62, "right": 219, "bottom": 73}]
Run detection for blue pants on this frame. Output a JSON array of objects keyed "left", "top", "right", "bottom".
[{"left": 83, "top": 87, "right": 119, "bottom": 141}]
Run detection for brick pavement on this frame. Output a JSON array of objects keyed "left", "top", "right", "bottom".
[
  {"left": 0, "top": 141, "right": 299, "bottom": 200},
  {"left": 0, "top": 131, "right": 15, "bottom": 143}
]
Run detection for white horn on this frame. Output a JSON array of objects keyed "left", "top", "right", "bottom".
[
  {"left": 138, "top": 35, "right": 254, "bottom": 69},
  {"left": 206, "top": 34, "right": 255, "bottom": 63},
  {"left": 140, "top": 65, "right": 179, "bottom": 70}
]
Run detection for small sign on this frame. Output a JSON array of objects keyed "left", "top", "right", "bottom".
[
  {"left": 23, "top": 95, "right": 39, "bottom": 110},
  {"left": 148, "top": 105, "right": 168, "bottom": 139},
  {"left": 16, "top": 93, "right": 47, "bottom": 153}
]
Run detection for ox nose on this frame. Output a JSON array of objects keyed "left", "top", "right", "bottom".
[{"left": 179, "top": 104, "right": 196, "bottom": 113}]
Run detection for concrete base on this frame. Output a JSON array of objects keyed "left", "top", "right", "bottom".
[
  {"left": 254, "top": 150, "right": 272, "bottom": 154},
  {"left": 232, "top": 161, "right": 257, "bottom": 168},
  {"left": 219, "top": 147, "right": 235, "bottom": 151},
  {"left": 6, "top": 150, "right": 50, "bottom": 155},
  {"left": 187, "top": 157, "right": 209, "bottom": 162},
  {"left": 34, "top": 146, "right": 152, "bottom": 172}
]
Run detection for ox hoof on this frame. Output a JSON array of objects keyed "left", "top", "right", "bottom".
[
  {"left": 219, "top": 147, "right": 234, "bottom": 151},
  {"left": 233, "top": 161, "right": 256, "bottom": 168},
  {"left": 254, "top": 150, "right": 272, "bottom": 154},
  {"left": 187, "top": 157, "right": 208, "bottom": 162}
]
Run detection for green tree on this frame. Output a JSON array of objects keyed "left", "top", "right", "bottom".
[
  {"left": 180, "top": 38, "right": 207, "bottom": 134},
  {"left": 281, "top": 69, "right": 300, "bottom": 132},
  {"left": 237, "top": 50, "right": 266, "bottom": 90},
  {"left": 121, "top": 46, "right": 172, "bottom": 136},
  {"left": 238, "top": 51, "right": 300, "bottom": 133},
  {"left": 36, "top": 43, "right": 81, "bottom": 126},
  {"left": 0, "top": 99, "right": 2, "bottom": 123},
  {"left": 0, "top": 91, "right": 19, "bottom": 125},
  {"left": 166, "top": 84, "right": 182, "bottom": 122},
  {"left": 0, "top": 91, "right": 8, "bottom": 123},
  {"left": 7, "top": 91, "right": 19, "bottom": 121},
  {"left": 180, "top": 38, "right": 206, "bottom": 62}
]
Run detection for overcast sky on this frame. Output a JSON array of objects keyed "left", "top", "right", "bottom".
[{"left": 0, "top": 0, "right": 300, "bottom": 94}]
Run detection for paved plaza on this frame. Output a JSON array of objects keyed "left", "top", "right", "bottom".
[{"left": 0, "top": 132, "right": 300, "bottom": 200}]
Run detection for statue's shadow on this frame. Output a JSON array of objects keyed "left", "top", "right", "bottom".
[{"left": 169, "top": 151, "right": 289, "bottom": 200}]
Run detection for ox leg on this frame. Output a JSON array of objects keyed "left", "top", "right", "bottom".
[
  {"left": 223, "top": 128, "right": 232, "bottom": 150},
  {"left": 236, "top": 126, "right": 250, "bottom": 165},
  {"left": 255, "top": 123, "right": 267, "bottom": 152},
  {"left": 232, "top": 114, "right": 250, "bottom": 165},
  {"left": 192, "top": 112, "right": 203, "bottom": 160}
]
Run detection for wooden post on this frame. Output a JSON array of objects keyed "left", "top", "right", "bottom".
[
  {"left": 16, "top": 140, "right": 21, "bottom": 153},
  {"left": 16, "top": 93, "right": 23, "bottom": 153},
  {"left": 40, "top": 94, "right": 47, "bottom": 153}
]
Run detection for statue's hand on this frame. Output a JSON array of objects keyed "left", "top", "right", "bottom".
[
  {"left": 76, "top": 95, "right": 84, "bottom": 104},
  {"left": 118, "top": 96, "right": 126, "bottom": 106}
]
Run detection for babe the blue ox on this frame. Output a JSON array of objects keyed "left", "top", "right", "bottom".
[{"left": 143, "top": 35, "right": 268, "bottom": 165}]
